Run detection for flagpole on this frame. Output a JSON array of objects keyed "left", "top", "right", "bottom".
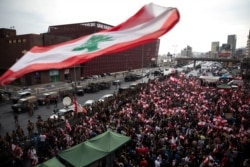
[
  {"left": 74, "top": 65, "right": 77, "bottom": 87},
  {"left": 172, "top": 45, "right": 178, "bottom": 57}
]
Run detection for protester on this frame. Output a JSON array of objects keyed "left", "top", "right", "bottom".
[
  {"left": 13, "top": 113, "right": 18, "bottom": 125},
  {"left": 27, "top": 145, "right": 39, "bottom": 166}
]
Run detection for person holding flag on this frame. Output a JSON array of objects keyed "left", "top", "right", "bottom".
[
  {"left": 27, "top": 146, "right": 39, "bottom": 166},
  {"left": 11, "top": 143, "right": 23, "bottom": 166},
  {"left": 73, "top": 96, "right": 87, "bottom": 114}
]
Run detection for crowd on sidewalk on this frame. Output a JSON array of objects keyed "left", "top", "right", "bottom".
[{"left": 0, "top": 72, "right": 250, "bottom": 167}]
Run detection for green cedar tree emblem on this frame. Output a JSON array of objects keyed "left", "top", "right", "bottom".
[{"left": 72, "top": 35, "right": 113, "bottom": 52}]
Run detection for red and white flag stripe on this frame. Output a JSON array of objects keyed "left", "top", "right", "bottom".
[
  {"left": 73, "top": 97, "right": 87, "bottom": 113},
  {"left": 0, "top": 3, "right": 180, "bottom": 85}
]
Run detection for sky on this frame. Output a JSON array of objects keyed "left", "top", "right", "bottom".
[{"left": 1, "top": 0, "right": 249, "bottom": 55}]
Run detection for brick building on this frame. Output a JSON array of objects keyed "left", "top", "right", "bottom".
[{"left": 0, "top": 21, "right": 159, "bottom": 86}]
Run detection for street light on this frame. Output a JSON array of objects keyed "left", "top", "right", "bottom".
[
  {"left": 74, "top": 65, "right": 77, "bottom": 85},
  {"left": 172, "top": 45, "right": 178, "bottom": 57}
]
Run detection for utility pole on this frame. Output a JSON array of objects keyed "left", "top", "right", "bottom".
[{"left": 172, "top": 45, "right": 178, "bottom": 57}]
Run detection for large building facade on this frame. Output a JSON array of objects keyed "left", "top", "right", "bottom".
[
  {"left": 227, "top": 34, "right": 237, "bottom": 56},
  {"left": 180, "top": 45, "right": 192, "bottom": 57},
  {"left": 211, "top": 41, "right": 220, "bottom": 58},
  {"left": 0, "top": 21, "right": 159, "bottom": 86},
  {"left": 246, "top": 30, "right": 250, "bottom": 57}
]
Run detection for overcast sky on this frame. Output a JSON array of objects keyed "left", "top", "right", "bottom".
[{"left": 1, "top": 0, "right": 249, "bottom": 54}]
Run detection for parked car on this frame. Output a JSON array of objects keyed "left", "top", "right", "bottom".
[
  {"left": 0, "top": 89, "right": 11, "bottom": 101},
  {"left": 83, "top": 100, "right": 95, "bottom": 112},
  {"left": 92, "top": 75, "right": 99, "bottom": 79},
  {"left": 124, "top": 74, "right": 142, "bottom": 82},
  {"left": 153, "top": 70, "right": 163, "bottom": 76},
  {"left": 163, "top": 68, "right": 175, "bottom": 76},
  {"left": 44, "top": 84, "right": 55, "bottom": 90},
  {"left": 11, "top": 95, "right": 38, "bottom": 113},
  {"left": 50, "top": 105, "right": 74, "bottom": 120},
  {"left": 58, "top": 87, "right": 74, "bottom": 99},
  {"left": 98, "top": 82, "right": 111, "bottom": 90},
  {"left": 83, "top": 100, "right": 95, "bottom": 107},
  {"left": 113, "top": 79, "right": 121, "bottom": 85},
  {"left": 11, "top": 91, "right": 32, "bottom": 104},
  {"left": 118, "top": 86, "right": 130, "bottom": 94},
  {"left": 34, "top": 87, "right": 46, "bottom": 94},
  {"left": 37, "top": 91, "right": 59, "bottom": 105},
  {"left": 100, "top": 73, "right": 107, "bottom": 77},
  {"left": 98, "top": 94, "right": 114, "bottom": 102},
  {"left": 75, "top": 85, "right": 85, "bottom": 96},
  {"left": 81, "top": 76, "right": 92, "bottom": 80},
  {"left": 84, "top": 83, "right": 99, "bottom": 93},
  {"left": 17, "top": 87, "right": 32, "bottom": 93},
  {"left": 129, "top": 82, "right": 139, "bottom": 89}
]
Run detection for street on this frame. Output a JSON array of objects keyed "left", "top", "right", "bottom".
[{"left": 0, "top": 71, "right": 152, "bottom": 136}]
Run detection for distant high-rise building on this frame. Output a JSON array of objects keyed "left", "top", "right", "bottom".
[
  {"left": 211, "top": 41, "right": 220, "bottom": 57},
  {"left": 246, "top": 30, "right": 250, "bottom": 56},
  {"left": 227, "top": 34, "right": 237, "bottom": 56},
  {"left": 181, "top": 45, "right": 192, "bottom": 57}
]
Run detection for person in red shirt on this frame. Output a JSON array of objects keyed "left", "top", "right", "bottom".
[{"left": 139, "top": 157, "right": 148, "bottom": 167}]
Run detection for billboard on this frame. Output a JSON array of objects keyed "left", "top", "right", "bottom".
[
  {"left": 221, "top": 44, "right": 231, "bottom": 51},
  {"left": 219, "top": 43, "right": 231, "bottom": 57},
  {"left": 218, "top": 51, "right": 231, "bottom": 57}
]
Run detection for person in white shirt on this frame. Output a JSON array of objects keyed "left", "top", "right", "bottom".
[
  {"left": 39, "top": 132, "right": 46, "bottom": 150},
  {"left": 28, "top": 146, "right": 38, "bottom": 166},
  {"left": 154, "top": 156, "right": 162, "bottom": 167}
]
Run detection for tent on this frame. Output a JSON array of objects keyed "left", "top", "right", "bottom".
[
  {"left": 36, "top": 157, "right": 65, "bottom": 167},
  {"left": 217, "top": 84, "right": 231, "bottom": 89},
  {"left": 86, "top": 129, "right": 131, "bottom": 152},
  {"left": 57, "top": 129, "right": 131, "bottom": 167},
  {"left": 58, "top": 142, "right": 108, "bottom": 167}
]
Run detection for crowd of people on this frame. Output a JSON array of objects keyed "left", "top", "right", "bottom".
[{"left": 0, "top": 72, "right": 250, "bottom": 167}]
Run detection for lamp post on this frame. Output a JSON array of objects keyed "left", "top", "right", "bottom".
[
  {"left": 172, "top": 45, "right": 178, "bottom": 57},
  {"left": 74, "top": 65, "right": 76, "bottom": 84}
]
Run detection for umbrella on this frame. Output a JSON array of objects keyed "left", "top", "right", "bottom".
[{"left": 217, "top": 84, "right": 231, "bottom": 89}]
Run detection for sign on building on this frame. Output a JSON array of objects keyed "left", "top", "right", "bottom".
[{"left": 219, "top": 44, "right": 231, "bottom": 57}]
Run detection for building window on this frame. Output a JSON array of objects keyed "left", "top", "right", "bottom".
[
  {"left": 9, "top": 40, "right": 12, "bottom": 44},
  {"left": 22, "top": 39, "right": 26, "bottom": 42},
  {"left": 49, "top": 70, "right": 60, "bottom": 82},
  {"left": 13, "top": 40, "right": 16, "bottom": 43},
  {"left": 49, "top": 70, "right": 59, "bottom": 76},
  {"left": 64, "top": 69, "right": 70, "bottom": 80},
  {"left": 18, "top": 39, "right": 21, "bottom": 43}
]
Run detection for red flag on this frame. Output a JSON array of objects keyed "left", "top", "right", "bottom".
[
  {"left": 73, "top": 97, "right": 87, "bottom": 113},
  {"left": 65, "top": 119, "right": 72, "bottom": 131},
  {"left": 170, "top": 76, "right": 177, "bottom": 82},
  {"left": 0, "top": 3, "right": 180, "bottom": 85},
  {"left": 11, "top": 143, "right": 23, "bottom": 159},
  {"left": 73, "top": 97, "right": 77, "bottom": 113}
]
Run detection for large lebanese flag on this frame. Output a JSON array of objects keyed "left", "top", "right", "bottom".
[{"left": 0, "top": 3, "right": 180, "bottom": 85}]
